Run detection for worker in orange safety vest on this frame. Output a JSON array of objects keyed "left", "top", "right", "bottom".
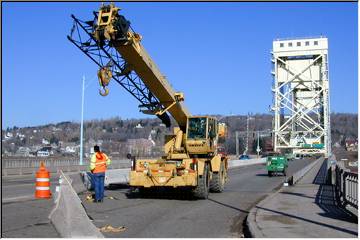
[{"left": 90, "top": 145, "right": 111, "bottom": 202}]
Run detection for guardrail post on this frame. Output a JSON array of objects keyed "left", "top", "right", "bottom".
[{"left": 345, "top": 174, "right": 348, "bottom": 202}]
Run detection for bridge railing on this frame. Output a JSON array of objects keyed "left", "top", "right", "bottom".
[
  {"left": 2, "top": 158, "right": 131, "bottom": 176},
  {"left": 334, "top": 165, "right": 358, "bottom": 209},
  {"left": 2, "top": 158, "right": 130, "bottom": 168}
]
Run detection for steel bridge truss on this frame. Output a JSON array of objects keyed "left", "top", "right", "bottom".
[
  {"left": 271, "top": 45, "right": 331, "bottom": 157},
  {"left": 67, "top": 13, "right": 171, "bottom": 127}
]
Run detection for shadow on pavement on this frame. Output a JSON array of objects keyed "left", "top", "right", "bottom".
[
  {"left": 313, "top": 160, "right": 358, "bottom": 223},
  {"left": 256, "top": 206, "right": 358, "bottom": 236},
  {"left": 106, "top": 183, "right": 129, "bottom": 190},
  {"left": 255, "top": 173, "right": 286, "bottom": 177},
  {"left": 280, "top": 191, "right": 315, "bottom": 200},
  {"left": 125, "top": 187, "right": 197, "bottom": 201},
  {"left": 255, "top": 173, "right": 269, "bottom": 177},
  {"left": 208, "top": 198, "right": 249, "bottom": 214}
]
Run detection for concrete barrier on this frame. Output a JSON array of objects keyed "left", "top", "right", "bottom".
[
  {"left": 228, "top": 158, "right": 267, "bottom": 169},
  {"left": 287, "top": 157, "right": 324, "bottom": 185},
  {"left": 65, "top": 172, "right": 88, "bottom": 194},
  {"left": 105, "top": 168, "right": 131, "bottom": 186},
  {"left": 49, "top": 171, "right": 103, "bottom": 238}
]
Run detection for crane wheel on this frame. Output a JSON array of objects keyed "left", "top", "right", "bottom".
[
  {"left": 193, "top": 163, "right": 210, "bottom": 199},
  {"left": 210, "top": 161, "right": 225, "bottom": 193}
]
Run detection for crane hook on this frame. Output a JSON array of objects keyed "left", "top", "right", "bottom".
[
  {"left": 97, "top": 67, "right": 112, "bottom": 97},
  {"left": 99, "top": 87, "right": 109, "bottom": 96}
]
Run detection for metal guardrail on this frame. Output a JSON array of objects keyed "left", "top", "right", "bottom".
[
  {"left": 2, "top": 158, "right": 130, "bottom": 168},
  {"left": 334, "top": 165, "right": 358, "bottom": 209},
  {"left": 2, "top": 159, "right": 131, "bottom": 176},
  {"left": 3, "top": 158, "right": 91, "bottom": 168}
]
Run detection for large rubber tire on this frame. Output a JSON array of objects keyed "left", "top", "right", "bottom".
[
  {"left": 193, "top": 163, "right": 210, "bottom": 199},
  {"left": 210, "top": 161, "right": 225, "bottom": 193}
]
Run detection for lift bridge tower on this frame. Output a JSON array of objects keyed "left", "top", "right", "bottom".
[{"left": 271, "top": 37, "right": 331, "bottom": 157}]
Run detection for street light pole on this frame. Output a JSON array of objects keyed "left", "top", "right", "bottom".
[
  {"left": 235, "top": 131, "right": 239, "bottom": 157},
  {"left": 245, "top": 114, "right": 250, "bottom": 155},
  {"left": 256, "top": 131, "right": 261, "bottom": 158},
  {"left": 80, "top": 75, "right": 85, "bottom": 165}
]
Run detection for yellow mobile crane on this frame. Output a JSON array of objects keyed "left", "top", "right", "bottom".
[{"left": 68, "top": 4, "right": 228, "bottom": 198}]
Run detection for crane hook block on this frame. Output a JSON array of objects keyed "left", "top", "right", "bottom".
[
  {"left": 99, "top": 87, "right": 110, "bottom": 96},
  {"left": 97, "top": 67, "right": 112, "bottom": 97}
]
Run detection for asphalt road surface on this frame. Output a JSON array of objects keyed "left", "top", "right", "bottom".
[
  {"left": 80, "top": 158, "right": 315, "bottom": 238},
  {"left": 1, "top": 157, "right": 314, "bottom": 238},
  {"left": 2, "top": 174, "right": 60, "bottom": 237}
]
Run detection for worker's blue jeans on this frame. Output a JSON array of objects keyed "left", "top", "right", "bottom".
[{"left": 93, "top": 172, "right": 105, "bottom": 201}]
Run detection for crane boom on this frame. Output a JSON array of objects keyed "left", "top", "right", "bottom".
[
  {"left": 68, "top": 4, "right": 190, "bottom": 130},
  {"left": 111, "top": 35, "right": 190, "bottom": 130}
]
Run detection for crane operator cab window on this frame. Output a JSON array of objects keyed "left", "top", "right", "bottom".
[
  {"left": 188, "top": 117, "right": 207, "bottom": 139},
  {"left": 208, "top": 118, "right": 217, "bottom": 148}
]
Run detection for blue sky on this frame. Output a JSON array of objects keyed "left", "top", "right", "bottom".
[{"left": 2, "top": 2, "right": 358, "bottom": 128}]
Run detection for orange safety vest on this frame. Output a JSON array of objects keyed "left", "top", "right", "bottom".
[{"left": 93, "top": 152, "right": 108, "bottom": 173}]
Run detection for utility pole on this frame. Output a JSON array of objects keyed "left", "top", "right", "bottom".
[
  {"left": 80, "top": 75, "right": 85, "bottom": 165},
  {"left": 235, "top": 131, "right": 239, "bottom": 157}
]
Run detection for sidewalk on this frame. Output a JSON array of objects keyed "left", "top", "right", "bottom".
[{"left": 248, "top": 158, "right": 358, "bottom": 238}]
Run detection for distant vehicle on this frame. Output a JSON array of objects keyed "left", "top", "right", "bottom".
[
  {"left": 266, "top": 155, "right": 288, "bottom": 177},
  {"left": 239, "top": 155, "right": 250, "bottom": 160},
  {"left": 284, "top": 153, "right": 294, "bottom": 161}
]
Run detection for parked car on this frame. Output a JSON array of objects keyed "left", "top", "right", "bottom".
[{"left": 239, "top": 155, "right": 250, "bottom": 160}]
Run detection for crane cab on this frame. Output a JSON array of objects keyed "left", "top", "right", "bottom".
[{"left": 185, "top": 116, "right": 218, "bottom": 156}]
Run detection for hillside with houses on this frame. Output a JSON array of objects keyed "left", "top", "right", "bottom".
[{"left": 2, "top": 113, "right": 357, "bottom": 159}]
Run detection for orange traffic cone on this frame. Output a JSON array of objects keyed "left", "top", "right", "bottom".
[{"left": 35, "top": 162, "right": 51, "bottom": 199}]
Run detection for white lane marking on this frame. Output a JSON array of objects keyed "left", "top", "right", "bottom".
[
  {"left": 3, "top": 183, "right": 35, "bottom": 188},
  {"left": 3, "top": 195, "right": 33, "bottom": 203}
]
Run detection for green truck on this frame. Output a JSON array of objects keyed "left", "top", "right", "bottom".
[{"left": 266, "top": 153, "right": 288, "bottom": 177}]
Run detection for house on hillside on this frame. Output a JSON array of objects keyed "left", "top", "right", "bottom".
[
  {"left": 37, "top": 150, "right": 50, "bottom": 157},
  {"left": 126, "top": 138, "right": 154, "bottom": 156},
  {"left": 345, "top": 139, "right": 358, "bottom": 152},
  {"left": 40, "top": 146, "right": 54, "bottom": 155},
  {"left": 60, "top": 142, "right": 79, "bottom": 155},
  {"left": 15, "top": 147, "right": 31, "bottom": 157},
  {"left": 16, "top": 133, "right": 26, "bottom": 140},
  {"left": 4, "top": 132, "right": 13, "bottom": 140}
]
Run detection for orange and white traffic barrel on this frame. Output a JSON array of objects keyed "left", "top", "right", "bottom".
[{"left": 35, "top": 162, "right": 51, "bottom": 199}]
